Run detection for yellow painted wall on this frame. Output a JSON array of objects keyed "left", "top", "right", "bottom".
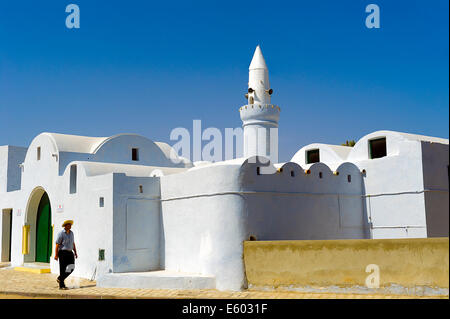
[{"left": 244, "top": 238, "right": 449, "bottom": 291}]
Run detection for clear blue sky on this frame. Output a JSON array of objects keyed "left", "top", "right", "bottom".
[{"left": 0, "top": 0, "right": 448, "bottom": 162}]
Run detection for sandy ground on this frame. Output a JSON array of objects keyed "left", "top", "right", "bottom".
[{"left": 0, "top": 264, "right": 447, "bottom": 299}]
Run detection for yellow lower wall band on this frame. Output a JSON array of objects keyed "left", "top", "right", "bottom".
[{"left": 244, "top": 238, "right": 449, "bottom": 293}]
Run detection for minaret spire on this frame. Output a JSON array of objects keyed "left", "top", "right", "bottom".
[
  {"left": 247, "top": 45, "right": 271, "bottom": 106},
  {"left": 239, "top": 45, "right": 280, "bottom": 163},
  {"left": 249, "top": 45, "right": 268, "bottom": 70}
]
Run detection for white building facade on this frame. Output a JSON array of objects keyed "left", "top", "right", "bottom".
[{"left": 0, "top": 47, "right": 448, "bottom": 291}]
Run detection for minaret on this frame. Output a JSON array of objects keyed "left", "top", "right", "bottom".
[{"left": 239, "top": 45, "right": 280, "bottom": 163}]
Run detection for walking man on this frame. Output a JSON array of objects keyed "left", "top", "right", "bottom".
[{"left": 54, "top": 220, "right": 78, "bottom": 290}]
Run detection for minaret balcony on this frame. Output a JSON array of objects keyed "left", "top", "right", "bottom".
[{"left": 239, "top": 104, "right": 280, "bottom": 125}]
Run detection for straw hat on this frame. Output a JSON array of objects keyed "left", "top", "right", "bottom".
[{"left": 62, "top": 220, "right": 74, "bottom": 227}]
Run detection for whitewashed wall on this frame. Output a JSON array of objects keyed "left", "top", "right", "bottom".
[
  {"left": 292, "top": 131, "right": 449, "bottom": 239},
  {"left": 240, "top": 158, "right": 369, "bottom": 241},
  {"left": 0, "top": 146, "right": 8, "bottom": 194},
  {"left": 0, "top": 132, "right": 191, "bottom": 281},
  {"left": 112, "top": 174, "right": 161, "bottom": 273},
  {"left": 159, "top": 157, "right": 369, "bottom": 291},
  {"left": 349, "top": 132, "right": 428, "bottom": 238},
  {"left": 52, "top": 163, "right": 114, "bottom": 280},
  {"left": 160, "top": 163, "right": 247, "bottom": 291}
]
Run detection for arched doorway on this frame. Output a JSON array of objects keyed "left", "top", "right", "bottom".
[
  {"left": 24, "top": 187, "right": 53, "bottom": 263},
  {"left": 35, "top": 193, "right": 52, "bottom": 263}
]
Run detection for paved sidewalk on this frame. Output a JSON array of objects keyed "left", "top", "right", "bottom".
[{"left": 0, "top": 266, "right": 446, "bottom": 299}]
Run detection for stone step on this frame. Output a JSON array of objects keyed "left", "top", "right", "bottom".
[
  {"left": 14, "top": 262, "right": 51, "bottom": 274},
  {"left": 97, "top": 270, "right": 216, "bottom": 290}
]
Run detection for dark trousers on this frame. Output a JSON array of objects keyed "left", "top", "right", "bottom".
[{"left": 58, "top": 250, "right": 75, "bottom": 287}]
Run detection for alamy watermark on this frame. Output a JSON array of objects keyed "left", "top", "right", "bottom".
[
  {"left": 62, "top": 4, "right": 380, "bottom": 31},
  {"left": 65, "top": 4, "right": 80, "bottom": 29},
  {"left": 365, "top": 4, "right": 380, "bottom": 29},
  {"left": 170, "top": 120, "right": 244, "bottom": 163},
  {"left": 169, "top": 120, "right": 277, "bottom": 173},
  {"left": 365, "top": 264, "right": 380, "bottom": 288}
]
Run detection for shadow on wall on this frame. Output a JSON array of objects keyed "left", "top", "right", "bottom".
[{"left": 238, "top": 156, "right": 370, "bottom": 241}]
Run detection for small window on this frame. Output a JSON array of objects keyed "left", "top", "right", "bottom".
[
  {"left": 319, "top": 172, "right": 323, "bottom": 179},
  {"left": 369, "top": 137, "right": 386, "bottom": 159},
  {"left": 256, "top": 167, "right": 261, "bottom": 175},
  {"left": 139, "top": 185, "right": 143, "bottom": 193},
  {"left": 347, "top": 175, "right": 351, "bottom": 183},
  {"left": 37, "top": 147, "right": 41, "bottom": 161},
  {"left": 99, "top": 197, "right": 104, "bottom": 207},
  {"left": 132, "top": 148, "right": 139, "bottom": 161},
  {"left": 306, "top": 149, "right": 320, "bottom": 164},
  {"left": 98, "top": 249, "right": 105, "bottom": 261},
  {"left": 69, "top": 165, "right": 77, "bottom": 194},
  {"left": 290, "top": 170, "right": 295, "bottom": 177}
]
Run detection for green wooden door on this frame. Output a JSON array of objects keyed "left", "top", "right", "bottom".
[{"left": 36, "top": 193, "right": 52, "bottom": 263}]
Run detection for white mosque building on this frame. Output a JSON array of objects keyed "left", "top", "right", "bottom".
[{"left": 0, "top": 46, "right": 448, "bottom": 291}]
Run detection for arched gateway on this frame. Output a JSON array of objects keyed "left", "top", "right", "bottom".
[{"left": 24, "top": 187, "right": 53, "bottom": 263}]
